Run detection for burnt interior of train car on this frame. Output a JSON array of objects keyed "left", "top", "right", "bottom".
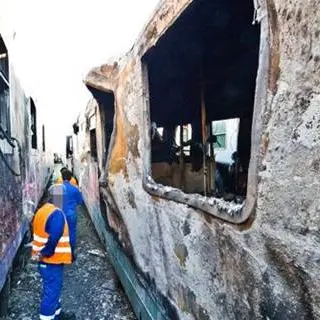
[
  {"left": 143, "top": 0, "right": 260, "bottom": 202},
  {"left": 88, "top": 87, "right": 115, "bottom": 169}
]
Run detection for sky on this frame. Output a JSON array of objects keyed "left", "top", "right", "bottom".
[{"left": 0, "top": 0, "right": 159, "bottom": 153}]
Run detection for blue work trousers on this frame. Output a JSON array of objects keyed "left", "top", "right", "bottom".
[
  {"left": 38, "top": 263, "right": 64, "bottom": 319},
  {"left": 66, "top": 213, "right": 77, "bottom": 252}
]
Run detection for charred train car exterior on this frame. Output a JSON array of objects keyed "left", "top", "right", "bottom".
[
  {"left": 70, "top": 0, "right": 319, "bottom": 319},
  {"left": 0, "top": 34, "right": 52, "bottom": 309}
]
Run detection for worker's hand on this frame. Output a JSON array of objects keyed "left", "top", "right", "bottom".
[{"left": 31, "top": 253, "right": 42, "bottom": 262}]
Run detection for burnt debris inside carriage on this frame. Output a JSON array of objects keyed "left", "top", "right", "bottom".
[
  {"left": 87, "top": 87, "right": 115, "bottom": 169},
  {"left": 143, "top": 0, "right": 259, "bottom": 203}
]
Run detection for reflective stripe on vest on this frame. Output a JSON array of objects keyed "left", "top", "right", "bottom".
[
  {"left": 40, "top": 314, "right": 56, "bottom": 320},
  {"left": 32, "top": 203, "right": 72, "bottom": 264},
  {"left": 32, "top": 245, "right": 72, "bottom": 253},
  {"left": 56, "top": 175, "right": 78, "bottom": 186}
]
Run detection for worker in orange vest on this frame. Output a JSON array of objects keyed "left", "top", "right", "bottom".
[
  {"left": 32, "top": 184, "right": 76, "bottom": 320},
  {"left": 56, "top": 167, "right": 78, "bottom": 186}
]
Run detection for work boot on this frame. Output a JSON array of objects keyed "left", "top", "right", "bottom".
[{"left": 56, "top": 311, "right": 76, "bottom": 320}]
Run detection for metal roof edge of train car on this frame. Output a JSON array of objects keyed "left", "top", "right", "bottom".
[{"left": 83, "top": 0, "right": 193, "bottom": 88}]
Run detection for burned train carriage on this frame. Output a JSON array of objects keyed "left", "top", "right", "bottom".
[
  {"left": 0, "top": 34, "right": 52, "bottom": 313},
  {"left": 70, "top": 0, "right": 320, "bottom": 319}
]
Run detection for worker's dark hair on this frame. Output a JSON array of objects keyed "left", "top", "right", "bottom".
[
  {"left": 62, "top": 169, "right": 72, "bottom": 181},
  {"left": 60, "top": 167, "right": 68, "bottom": 174},
  {"left": 36, "top": 192, "right": 52, "bottom": 211}
]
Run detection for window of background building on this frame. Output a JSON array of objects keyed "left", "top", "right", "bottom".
[{"left": 212, "top": 121, "right": 226, "bottom": 149}]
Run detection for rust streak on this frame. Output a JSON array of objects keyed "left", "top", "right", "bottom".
[
  {"left": 108, "top": 93, "right": 129, "bottom": 181},
  {"left": 108, "top": 61, "right": 140, "bottom": 181}
]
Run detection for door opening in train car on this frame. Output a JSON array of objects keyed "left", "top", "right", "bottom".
[
  {"left": 88, "top": 87, "right": 115, "bottom": 169},
  {"left": 143, "top": 0, "right": 260, "bottom": 203}
]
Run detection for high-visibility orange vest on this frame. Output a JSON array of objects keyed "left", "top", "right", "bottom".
[
  {"left": 32, "top": 203, "right": 72, "bottom": 264},
  {"left": 56, "top": 176, "right": 78, "bottom": 186}
]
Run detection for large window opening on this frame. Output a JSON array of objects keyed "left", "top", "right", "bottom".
[
  {"left": 144, "top": 0, "right": 260, "bottom": 203},
  {"left": 0, "top": 35, "right": 10, "bottom": 137},
  {"left": 30, "top": 99, "right": 37, "bottom": 149},
  {"left": 88, "top": 87, "right": 115, "bottom": 168}
]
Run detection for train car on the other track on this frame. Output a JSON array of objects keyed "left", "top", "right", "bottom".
[{"left": 0, "top": 33, "right": 53, "bottom": 313}]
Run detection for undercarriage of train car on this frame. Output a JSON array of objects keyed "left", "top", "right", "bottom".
[{"left": 143, "top": 0, "right": 260, "bottom": 213}]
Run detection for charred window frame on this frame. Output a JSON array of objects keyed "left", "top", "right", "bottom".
[
  {"left": 99, "top": 93, "right": 115, "bottom": 167},
  {"left": 42, "top": 125, "right": 46, "bottom": 152},
  {"left": 141, "top": 0, "right": 269, "bottom": 224},
  {"left": 66, "top": 135, "right": 73, "bottom": 159},
  {"left": 0, "top": 35, "right": 10, "bottom": 138},
  {"left": 30, "top": 99, "right": 37, "bottom": 149}
]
